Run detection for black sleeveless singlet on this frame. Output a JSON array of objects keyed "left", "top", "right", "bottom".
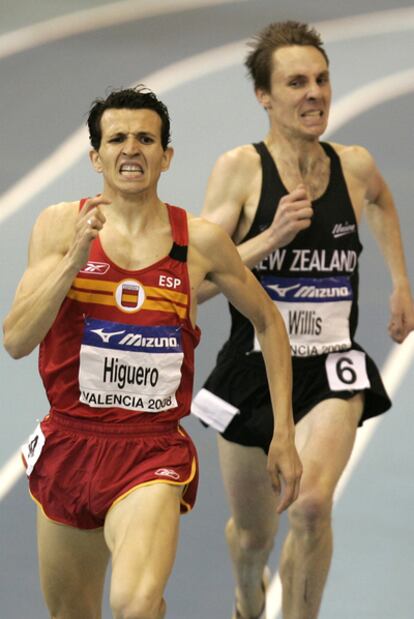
[
  {"left": 228, "top": 141, "right": 363, "bottom": 359},
  {"left": 198, "top": 141, "right": 391, "bottom": 443}
]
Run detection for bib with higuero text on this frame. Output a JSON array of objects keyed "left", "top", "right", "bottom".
[{"left": 79, "top": 318, "right": 184, "bottom": 413}]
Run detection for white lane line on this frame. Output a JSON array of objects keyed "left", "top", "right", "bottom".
[
  {"left": 0, "top": 40, "right": 246, "bottom": 226},
  {"left": 1, "top": 8, "right": 414, "bottom": 223},
  {"left": 0, "top": 0, "right": 247, "bottom": 60},
  {"left": 0, "top": 128, "right": 89, "bottom": 225},
  {"left": 267, "top": 333, "right": 414, "bottom": 619},
  {"left": 1, "top": 60, "right": 414, "bottom": 228},
  {"left": 0, "top": 4, "right": 413, "bottom": 63},
  {"left": 0, "top": 448, "right": 25, "bottom": 502},
  {"left": 326, "top": 68, "right": 414, "bottom": 137},
  {"left": 334, "top": 333, "right": 414, "bottom": 498},
  {"left": 317, "top": 7, "right": 414, "bottom": 42},
  {"left": 2, "top": 63, "right": 414, "bottom": 227}
]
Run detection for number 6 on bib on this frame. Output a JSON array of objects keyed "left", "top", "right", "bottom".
[{"left": 325, "top": 350, "right": 371, "bottom": 391}]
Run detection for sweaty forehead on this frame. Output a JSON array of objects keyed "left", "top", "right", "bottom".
[
  {"left": 272, "top": 45, "right": 328, "bottom": 77},
  {"left": 100, "top": 108, "right": 162, "bottom": 136}
]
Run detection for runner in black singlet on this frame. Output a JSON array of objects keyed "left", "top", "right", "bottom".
[{"left": 193, "top": 21, "right": 414, "bottom": 619}]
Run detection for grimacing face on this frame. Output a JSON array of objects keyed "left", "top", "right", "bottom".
[
  {"left": 256, "top": 45, "right": 331, "bottom": 140},
  {"left": 90, "top": 107, "right": 173, "bottom": 198}
]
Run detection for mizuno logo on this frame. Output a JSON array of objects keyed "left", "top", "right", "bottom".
[
  {"left": 267, "top": 283, "right": 301, "bottom": 298},
  {"left": 119, "top": 333, "right": 179, "bottom": 348},
  {"left": 80, "top": 261, "right": 110, "bottom": 274},
  {"left": 266, "top": 282, "right": 351, "bottom": 299},
  {"left": 294, "top": 285, "right": 350, "bottom": 298},
  {"left": 89, "top": 328, "right": 180, "bottom": 349},
  {"left": 90, "top": 328, "right": 126, "bottom": 343},
  {"left": 332, "top": 223, "right": 355, "bottom": 238}
]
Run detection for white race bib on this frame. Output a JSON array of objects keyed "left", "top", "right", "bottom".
[
  {"left": 255, "top": 275, "right": 353, "bottom": 357},
  {"left": 21, "top": 423, "right": 45, "bottom": 476},
  {"left": 79, "top": 318, "right": 184, "bottom": 413},
  {"left": 325, "top": 350, "right": 370, "bottom": 391},
  {"left": 191, "top": 388, "right": 239, "bottom": 432}
]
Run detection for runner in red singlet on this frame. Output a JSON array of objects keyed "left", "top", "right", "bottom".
[{"left": 3, "top": 86, "right": 302, "bottom": 619}]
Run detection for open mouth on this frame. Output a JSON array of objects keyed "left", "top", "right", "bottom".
[
  {"left": 301, "top": 110, "right": 323, "bottom": 118},
  {"left": 119, "top": 163, "right": 144, "bottom": 176}
]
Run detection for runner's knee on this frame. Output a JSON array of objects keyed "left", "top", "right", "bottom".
[
  {"left": 111, "top": 584, "right": 164, "bottom": 619},
  {"left": 226, "top": 517, "right": 275, "bottom": 554},
  {"left": 45, "top": 596, "right": 100, "bottom": 619},
  {"left": 288, "top": 490, "right": 332, "bottom": 536}
]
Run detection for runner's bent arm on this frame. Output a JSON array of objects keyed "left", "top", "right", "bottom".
[
  {"left": 193, "top": 219, "right": 302, "bottom": 512},
  {"left": 198, "top": 147, "right": 312, "bottom": 302},
  {"left": 3, "top": 196, "right": 108, "bottom": 358}
]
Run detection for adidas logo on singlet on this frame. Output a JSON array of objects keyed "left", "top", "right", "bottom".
[{"left": 332, "top": 222, "right": 356, "bottom": 238}]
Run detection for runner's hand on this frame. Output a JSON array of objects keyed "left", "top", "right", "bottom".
[
  {"left": 265, "top": 184, "right": 313, "bottom": 250},
  {"left": 267, "top": 433, "right": 302, "bottom": 513},
  {"left": 388, "top": 286, "right": 414, "bottom": 343},
  {"left": 68, "top": 194, "right": 110, "bottom": 271}
]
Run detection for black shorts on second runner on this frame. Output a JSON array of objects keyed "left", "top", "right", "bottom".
[{"left": 196, "top": 341, "right": 391, "bottom": 454}]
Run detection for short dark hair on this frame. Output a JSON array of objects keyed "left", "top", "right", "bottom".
[
  {"left": 87, "top": 85, "right": 171, "bottom": 151},
  {"left": 245, "top": 21, "right": 329, "bottom": 92}
]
